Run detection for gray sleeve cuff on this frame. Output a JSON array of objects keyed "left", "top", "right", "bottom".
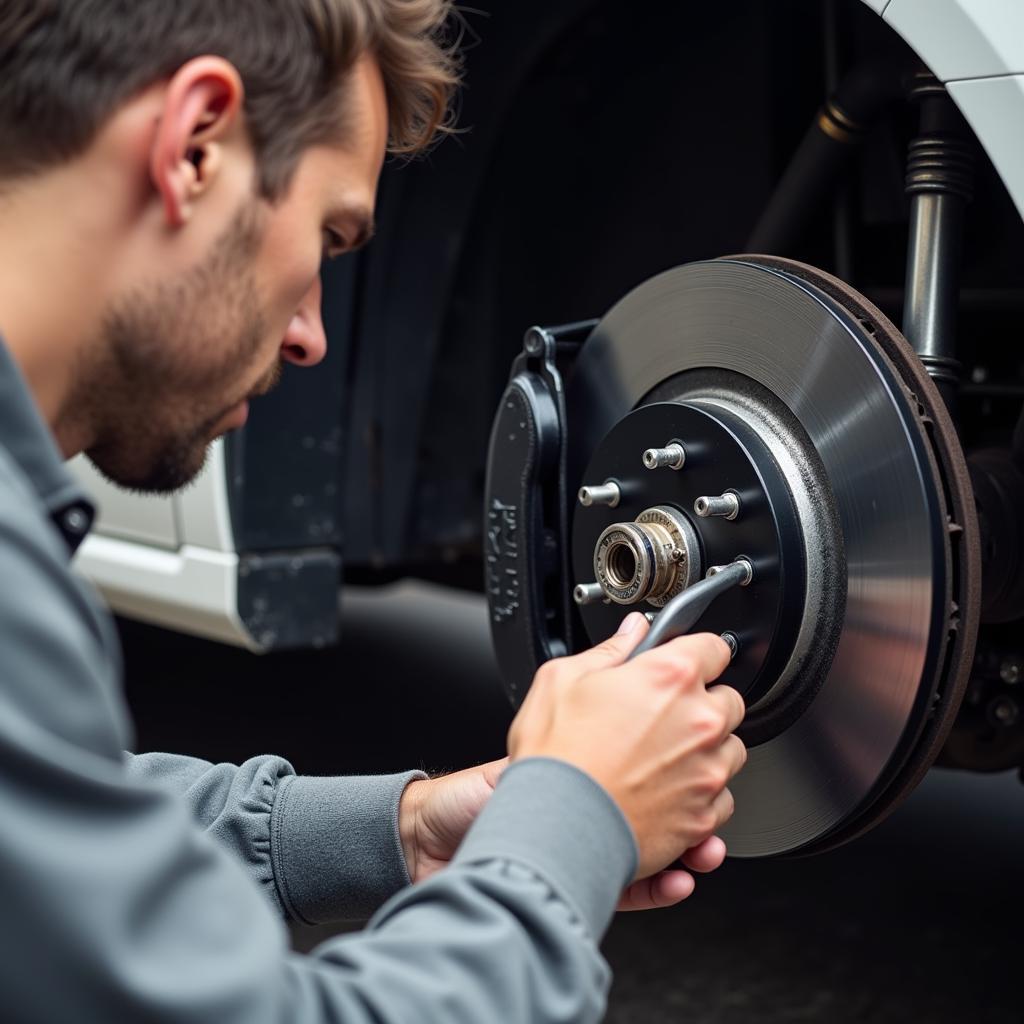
[
  {"left": 452, "top": 757, "right": 638, "bottom": 939},
  {"left": 270, "top": 770, "right": 426, "bottom": 924}
]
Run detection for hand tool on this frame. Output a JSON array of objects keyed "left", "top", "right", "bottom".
[{"left": 627, "top": 558, "right": 751, "bottom": 661}]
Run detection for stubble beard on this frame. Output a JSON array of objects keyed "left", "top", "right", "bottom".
[{"left": 79, "top": 203, "right": 273, "bottom": 495}]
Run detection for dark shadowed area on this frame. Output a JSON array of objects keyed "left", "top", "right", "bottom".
[{"left": 122, "top": 582, "right": 1023, "bottom": 1023}]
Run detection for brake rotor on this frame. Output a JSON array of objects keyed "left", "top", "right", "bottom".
[{"left": 565, "top": 257, "right": 979, "bottom": 856}]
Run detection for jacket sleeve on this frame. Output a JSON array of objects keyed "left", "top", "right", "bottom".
[
  {"left": 124, "top": 750, "right": 426, "bottom": 922},
  {"left": 0, "top": 454, "right": 638, "bottom": 1024}
]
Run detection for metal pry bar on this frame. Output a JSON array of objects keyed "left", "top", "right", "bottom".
[{"left": 626, "top": 558, "right": 752, "bottom": 661}]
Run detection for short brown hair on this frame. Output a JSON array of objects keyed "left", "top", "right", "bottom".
[{"left": 0, "top": 0, "right": 460, "bottom": 196}]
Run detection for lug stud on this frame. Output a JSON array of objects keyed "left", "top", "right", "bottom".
[
  {"left": 578, "top": 481, "right": 621, "bottom": 508},
  {"left": 694, "top": 492, "right": 740, "bottom": 520},
  {"left": 642, "top": 442, "right": 686, "bottom": 470},
  {"left": 720, "top": 631, "right": 739, "bottom": 660},
  {"left": 573, "top": 582, "right": 606, "bottom": 606},
  {"left": 707, "top": 558, "right": 753, "bottom": 586}
]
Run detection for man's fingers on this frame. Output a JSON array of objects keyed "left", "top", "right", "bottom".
[
  {"left": 617, "top": 869, "right": 696, "bottom": 912},
  {"left": 557, "top": 626, "right": 733, "bottom": 690},
  {"left": 710, "top": 786, "right": 736, "bottom": 831},
  {"left": 721, "top": 734, "right": 747, "bottom": 779},
  {"left": 618, "top": 838, "right": 729, "bottom": 912},
  {"left": 560, "top": 612, "right": 650, "bottom": 675},
  {"left": 680, "top": 835, "right": 727, "bottom": 874},
  {"left": 479, "top": 757, "right": 508, "bottom": 789},
  {"left": 706, "top": 683, "right": 746, "bottom": 735},
  {"left": 634, "top": 632, "right": 733, "bottom": 688},
  {"left": 669, "top": 631, "right": 733, "bottom": 682}
]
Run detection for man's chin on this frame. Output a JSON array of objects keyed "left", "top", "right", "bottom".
[{"left": 86, "top": 440, "right": 211, "bottom": 496}]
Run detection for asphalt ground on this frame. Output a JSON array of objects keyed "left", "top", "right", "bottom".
[{"left": 122, "top": 582, "right": 1024, "bottom": 1024}]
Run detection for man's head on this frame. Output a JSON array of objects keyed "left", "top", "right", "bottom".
[{"left": 0, "top": 0, "right": 457, "bottom": 491}]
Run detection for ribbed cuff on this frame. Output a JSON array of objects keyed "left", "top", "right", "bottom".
[
  {"left": 270, "top": 770, "right": 426, "bottom": 924},
  {"left": 452, "top": 757, "right": 638, "bottom": 939}
]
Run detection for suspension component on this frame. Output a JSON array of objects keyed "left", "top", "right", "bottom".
[
  {"left": 902, "top": 73, "right": 974, "bottom": 409},
  {"left": 747, "top": 60, "right": 905, "bottom": 255}
]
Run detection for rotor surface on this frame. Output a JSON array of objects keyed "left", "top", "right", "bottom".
[{"left": 565, "top": 258, "right": 979, "bottom": 856}]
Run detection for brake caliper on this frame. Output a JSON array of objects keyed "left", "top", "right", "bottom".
[{"left": 483, "top": 321, "right": 594, "bottom": 703}]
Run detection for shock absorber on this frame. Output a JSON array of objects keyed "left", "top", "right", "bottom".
[{"left": 902, "top": 73, "right": 974, "bottom": 411}]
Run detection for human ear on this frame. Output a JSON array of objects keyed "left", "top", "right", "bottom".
[{"left": 149, "top": 56, "right": 245, "bottom": 229}]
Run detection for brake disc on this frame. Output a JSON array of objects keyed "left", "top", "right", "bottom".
[{"left": 564, "top": 257, "right": 979, "bottom": 856}]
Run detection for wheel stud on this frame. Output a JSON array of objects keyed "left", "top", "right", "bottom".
[
  {"left": 707, "top": 558, "right": 753, "bottom": 586},
  {"left": 720, "top": 631, "right": 739, "bottom": 661},
  {"left": 573, "top": 582, "right": 606, "bottom": 606},
  {"left": 642, "top": 443, "right": 686, "bottom": 470},
  {"left": 578, "top": 481, "right": 621, "bottom": 508},
  {"left": 694, "top": 492, "right": 740, "bottom": 520}
]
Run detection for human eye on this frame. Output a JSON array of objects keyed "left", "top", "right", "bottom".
[{"left": 321, "top": 227, "right": 348, "bottom": 261}]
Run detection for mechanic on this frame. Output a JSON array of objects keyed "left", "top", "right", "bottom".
[{"left": 0, "top": 2, "right": 746, "bottom": 1021}]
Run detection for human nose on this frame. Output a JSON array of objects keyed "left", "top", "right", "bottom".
[{"left": 281, "top": 276, "right": 327, "bottom": 367}]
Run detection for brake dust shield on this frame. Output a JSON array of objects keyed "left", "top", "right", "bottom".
[{"left": 564, "top": 257, "right": 979, "bottom": 856}]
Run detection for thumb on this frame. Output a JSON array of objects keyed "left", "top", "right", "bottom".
[
  {"left": 481, "top": 757, "right": 507, "bottom": 789},
  {"left": 570, "top": 611, "right": 650, "bottom": 673}
]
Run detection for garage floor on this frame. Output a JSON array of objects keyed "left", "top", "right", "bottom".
[{"left": 123, "top": 582, "right": 1024, "bottom": 1024}]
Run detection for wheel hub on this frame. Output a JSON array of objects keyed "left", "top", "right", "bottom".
[
  {"left": 591, "top": 504, "right": 701, "bottom": 608},
  {"left": 572, "top": 398, "right": 812, "bottom": 705}
]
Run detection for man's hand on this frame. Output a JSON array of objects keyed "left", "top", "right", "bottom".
[
  {"left": 616, "top": 834, "right": 728, "bottom": 911},
  {"left": 399, "top": 613, "right": 745, "bottom": 909},
  {"left": 399, "top": 759, "right": 506, "bottom": 883},
  {"left": 398, "top": 754, "right": 726, "bottom": 912},
  {"left": 508, "top": 612, "right": 746, "bottom": 884}
]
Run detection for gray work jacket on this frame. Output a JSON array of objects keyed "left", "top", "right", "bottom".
[{"left": 0, "top": 337, "right": 637, "bottom": 1023}]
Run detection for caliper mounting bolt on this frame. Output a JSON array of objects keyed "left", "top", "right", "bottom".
[
  {"left": 694, "top": 492, "right": 740, "bottom": 520},
  {"left": 642, "top": 442, "right": 686, "bottom": 471},
  {"left": 578, "top": 481, "right": 621, "bottom": 508},
  {"left": 523, "top": 330, "right": 545, "bottom": 356}
]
